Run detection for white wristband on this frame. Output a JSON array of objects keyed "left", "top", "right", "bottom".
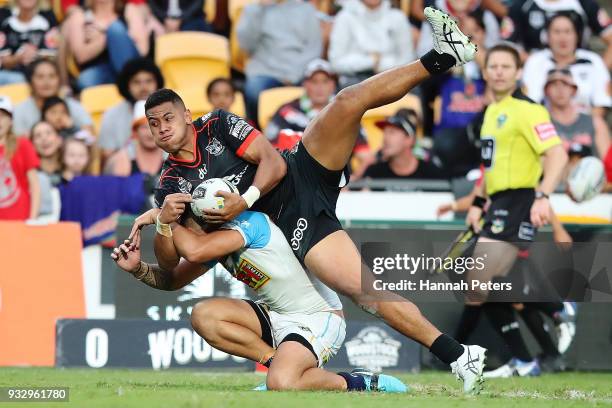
[
  {"left": 156, "top": 214, "right": 173, "bottom": 237},
  {"left": 242, "top": 186, "right": 261, "bottom": 209}
]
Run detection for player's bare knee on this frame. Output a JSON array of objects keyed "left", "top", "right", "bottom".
[
  {"left": 333, "top": 86, "right": 363, "bottom": 116},
  {"left": 266, "top": 370, "right": 295, "bottom": 391},
  {"left": 190, "top": 301, "right": 219, "bottom": 339}
]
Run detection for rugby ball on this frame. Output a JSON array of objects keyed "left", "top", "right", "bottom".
[
  {"left": 191, "top": 178, "right": 238, "bottom": 218},
  {"left": 566, "top": 156, "right": 605, "bottom": 203}
]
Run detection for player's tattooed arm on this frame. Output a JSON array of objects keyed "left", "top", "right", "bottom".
[
  {"left": 132, "top": 262, "right": 174, "bottom": 291},
  {"left": 112, "top": 234, "right": 207, "bottom": 290},
  {"left": 171, "top": 223, "right": 244, "bottom": 264}
]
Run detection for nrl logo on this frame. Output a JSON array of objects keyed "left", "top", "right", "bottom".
[{"left": 345, "top": 326, "right": 401, "bottom": 372}]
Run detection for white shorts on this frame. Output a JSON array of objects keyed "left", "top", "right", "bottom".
[{"left": 247, "top": 300, "right": 346, "bottom": 367}]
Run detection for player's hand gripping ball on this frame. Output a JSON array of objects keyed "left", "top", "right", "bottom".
[
  {"left": 191, "top": 178, "right": 239, "bottom": 218},
  {"left": 566, "top": 156, "right": 605, "bottom": 203}
]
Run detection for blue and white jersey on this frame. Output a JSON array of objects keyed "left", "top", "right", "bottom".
[{"left": 219, "top": 211, "right": 342, "bottom": 315}]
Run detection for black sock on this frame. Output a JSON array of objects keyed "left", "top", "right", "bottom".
[
  {"left": 484, "top": 303, "right": 532, "bottom": 362},
  {"left": 337, "top": 372, "right": 366, "bottom": 391},
  {"left": 521, "top": 305, "right": 560, "bottom": 357},
  {"left": 420, "top": 49, "right": 456, "bottom": 75},
  {"left": 429, "top": 333, "right": 465, "bottom": 365},
  {"left": 454, "top": 305, "right": 483, "bottom": 344}
]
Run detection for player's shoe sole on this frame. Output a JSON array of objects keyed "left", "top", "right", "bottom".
[{"left": 424, "top": 7, "right": 477, "bottom": 66}]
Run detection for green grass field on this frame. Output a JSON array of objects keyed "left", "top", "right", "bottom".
[{"left": 0, "top": 368, "right": 611, "bottom": 408}]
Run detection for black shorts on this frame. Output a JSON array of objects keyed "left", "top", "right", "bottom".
[
  {"left": 255, "top": 142, "right": 348, "bottom": 263},
  {"left": 480, "top": 188, "right": 537, "bottom": 248}
]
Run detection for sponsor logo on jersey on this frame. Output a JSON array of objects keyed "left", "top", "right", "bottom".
[
  {"left": 230, "top": 165, "right": 249, "bottom": 186},
  {"left": 235, "top": 258, "right": 270, "bottom": 290},
  {"left": 491, "top": 218, "right": 505, "bottom": 234},
  {"left": 226, "top": 114, "right": 240, "bottom": 127},
  {"left": 291, "top": 218, "right": 308, "bottom": 251},
  {"left": 177, "top": 177, "right": 193, "bottom": 194},
  {"left": 230, "top": 120, "right": 253, "bottom": 141},
  {"left": 200, "top": 112, "right": 213, "bottom": 123},
  {"left": 198, "top": 166, "right": 207, "bottom": 179},
  {"left": 496, "top": 113, "right": 507, "bottom": 128},
  {"left": 206, "top": 137, "right": 225, "bottom": 156},
  {"left": 518, "top": 221, "right": 535, "bottom": 241},
  {"left": 344, "top": 326, "right": 401, "bottom": 372},
  {"left": 534, "top": 123, "right": 558, "bottom": 141}
]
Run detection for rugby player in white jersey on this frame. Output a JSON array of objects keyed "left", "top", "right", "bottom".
[{"left": 112, "top": 188, "right": 407, "bottom": 392}]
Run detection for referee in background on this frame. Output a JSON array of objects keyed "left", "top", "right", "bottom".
[{"left": 463, "top": 43, "right": 568, "bottom": 377}]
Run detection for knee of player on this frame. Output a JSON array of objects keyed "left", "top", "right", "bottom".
[
  {"left": 266, "top": 370, "right": 295, "bottom": 391},
  {"left": 190, "top": 301, "right": 219, "bottom": 337},
  {"left": 334, "top": 86, "right": 361, "bottom": 109}
]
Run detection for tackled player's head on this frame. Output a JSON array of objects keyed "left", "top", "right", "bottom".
[{"left": 145, "top": 89, "right": 192, "bottom": 155}]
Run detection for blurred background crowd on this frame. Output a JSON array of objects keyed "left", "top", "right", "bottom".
[{"left": 0, "top": 0, "right": 610, "bottom": 245}]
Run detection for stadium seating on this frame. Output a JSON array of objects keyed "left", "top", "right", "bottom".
[
  {"left": 176, "top": 87, "right": 246, "bottom": 119},
  {"left": 257, "top": 86, "right": 304, "bottom": 130},
  {"left": 0, "top": 83, "right": 31, "bottom": 105},
  {"left": 155, "top": 32, "right": 230, "bottom": 91},
  {"left": 362, "top": 93, "right": 422, "bottom": 151},
  {"left": 80, "top": 84, "right": 123, "bottom": 135},
  {"left": 229, "top": 0, "right": 256, "bottom": 73},
  {"left": 205, "top": 0, "right": 216, "bottom": 24}
]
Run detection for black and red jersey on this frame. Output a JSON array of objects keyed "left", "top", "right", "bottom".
[{"left": 154, "top": 109, "right": 265, "bottom": 209}]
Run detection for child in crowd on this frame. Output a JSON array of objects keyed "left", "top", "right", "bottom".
[
  {"left": 42, "top": 96, "right": 85, "bottom": 139},
  {"left": 206, "top": 78, "right": 236, "bottom": 112},
  {"left": 61, "top": 134, "right": 94, "bottom": 183},
  {"left": 30, "top": 121, "right": 64, "bottom": 220},
  {"left": 30, "top": 121, "right": 63, "bottom": 184},
  {"left": 0, "top": 96, "right": 40, "bottom": 220}
]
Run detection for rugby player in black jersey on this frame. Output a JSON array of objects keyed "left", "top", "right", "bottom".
[{"left": 135, "top": 8, "right": 487, "bottom": 393}]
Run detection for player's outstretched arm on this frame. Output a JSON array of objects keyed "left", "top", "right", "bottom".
[
  {"left": 112, "top": 232, "right": 209, "bottom": 291},
  {"left": 171, "top": 224, "right": 244, "bottom": 264}
]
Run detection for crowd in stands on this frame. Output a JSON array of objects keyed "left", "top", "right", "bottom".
[{"left": 0, "top": 0, "right": 610, "bottom": 243}]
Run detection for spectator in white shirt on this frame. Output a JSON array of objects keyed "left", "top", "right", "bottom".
[
  {"left": 328, "top": 0, "right": 414, "bottom": 89},
  {"left": 522, "top": 11, "right": 611, "bottom": 117}
]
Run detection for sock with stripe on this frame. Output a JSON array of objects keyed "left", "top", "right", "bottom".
[{"left": 337, "top": 372, "right": 366, "bottom": 391}]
